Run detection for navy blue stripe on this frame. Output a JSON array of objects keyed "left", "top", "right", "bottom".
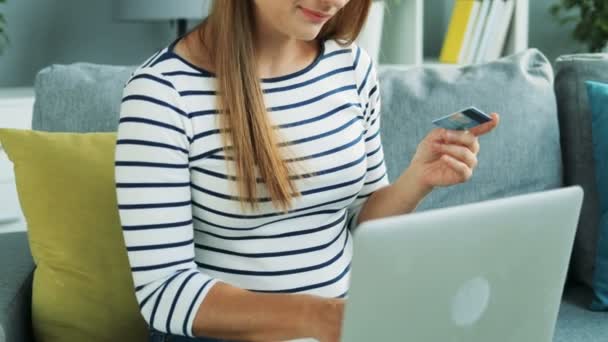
[
  {"left": 166, "top": 272, "right": 197, "bottom": 334},
  {"left": 206, "top": 154, "right": 230, "bottom": 161},
  {"left": 191, "top": 172, "right": 364, "bottom": 203},
  {"left": 368, "top": 84, "right": 378, "bottom": 98},
  {"left": 321, "top": 48, "right": 352, "bottom": 60},
  {"left": 368, "top": 116, "right": 378, "bottom": 129},
  {"left": 280, "top": 116, "right": 361, "bottom": 147},
  {"left": 190, "top": 183, "right": 239, "bottom": 201},
  {"left": 183, "top": 278, "right": 214, "bottom": 336},
  {"left": 195, "top": 224, "right": 346, "bottom": 258},
  {"left": 364, "top": 172, "right": 387, "bottom": 186},
  {"left": 367, "top": 159, "right": 384, "bottom": 172},
  {"left": 123, "top": 219, "right": 193, "bottom": 231},
  {"left": 116, "top": 139, "right": 188, "bottom": 154},
  {"left": 277, "top": 102, "right": 361, "bottom": 129},
  {"left": 149, "top": 52, "right": 176, "bottom": 68},
  {"left": 364, "top": 96, "right": 380, "bottom": 117},
  {"left": 264, "top": 66, "right": 354, "bottom": 94},
  {"left": 142, "top": 50, "right": 163, "bottom": 68},
  {"left": 118, "top": 200, "right": 191, "bottom": 210},
  {"left": 346, "top": 212, "right": 357, "bottom": 230},
  {"left": 127, "top": 239, "right": 194, "bottom": 252},
  {"left": 194, "top": 212, "right": 346, "bottom": 240},
  {"left": 192, "top": 193, "right": 351, "bottom": 221},
  {"left": 252, "top": 263, "right": 351, "bottom": 293},
  {"left": 285, "top": 133, "right": 363, "bottom": 162},
  {"left": 115, "top": 161, "right": 189, "bottom": 169},
  {"left": 301, "top": 172, "right": 365, "bottom": 195},
  {"left": 122, "top": 95, "right": 188, "bottom": 118},
  {"left": 269, "top": 85, "right": 356, "bottom": 112},
  {"left": 205, "top": 131, "right": 363, "bottom": 163},
  {"left": 192, "top": 194, "right": 355, "bottom": 230},
  {"left": 193, "top": 209, "right": 337, "bottom": 231},
  {"left": 336, "top": 291, "right": 348, "bottom": 298},
  {"left": 364, "top": 128, "right": 380, "bottom": 142},
  {"left": 192, "top": 152, "right": 364, "bottom": 183},
  {"left": 165, "top": 54, "right": 215, "bottom": 77},
  {"left": 189, "top": 109, "right": 219, "bottom": 118},
  {"left": 192, "top": 128, "right": 223, "bottom": 142},
  {"left": 190, "top": 166, "right": 234, "bottom": 180},
  {"left": 195, "top": 231, "right": 349, "bottom": 276},
  {"left": 119, "top": 117, "right": 187, "bottom": 136},
  {"left": 139, "top": 269, "right": 188, "bottom": 309},
  {"left": 368, "top": 107, "right": 377, "bottom": 121},
  {"left": 311, "top": 153, "right": 366, "bottom": 177},
  {"left": 189, "top": 146, "right": 225, "bottom": 163},
  {"left": 163, "top": 70, "right": 213, "bottom": 77},
  {"left": 179, "top": 90, "right": 216, "bottom": 96},
  {"left": 116, "top": 182, "right": 190, "bottom": 188},
  {"left": 356, "top": 192, "right": 373, "bottom": 199},
  {"left": 367, "top": 144, "right": 382, "bottom": 158},
  {"left": 194, "top": 194, "right": 357, "bottom": 231},
  {"left": 260, "top": 42, "right": 326, "bottom": 83},
  {"left": 129, "top": 73, "right": 173, "bottom": 88},
  {"left": 132, "top": 258, "right": 194, "bottom": 272},
  {"left": 149, "top": 273, "right": 175, "bottom": 330},
  {"left": 357, "top": 62, "right": 373, "bottom": 95},
  {"left": 353, "top": 47, "right": 361, "bottom": 69}
]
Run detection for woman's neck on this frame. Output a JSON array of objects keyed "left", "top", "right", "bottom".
[{"left": 253, "top": 17, "right": 320, "bottom": 80}]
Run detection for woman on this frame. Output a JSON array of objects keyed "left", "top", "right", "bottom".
[{"left": 114, "top": 0, "right": 500, "bottom": 341}]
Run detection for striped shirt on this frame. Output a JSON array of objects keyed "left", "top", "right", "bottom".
[{"left": 114, "top": 36, "right": 389, "bottom": 337}]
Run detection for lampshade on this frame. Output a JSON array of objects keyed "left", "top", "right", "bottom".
[{"left": 113, "top": 0, "right": 211, "bottom": 21}]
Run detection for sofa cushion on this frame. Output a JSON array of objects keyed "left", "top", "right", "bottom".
[
  {"left": 0, "top": 129, "right": 147, "bottom": 342},
  {"left": 32, "top": 62, "right": 136, "bottom": 132},
  {"left": 585, "top": 80, "right": 608, "bottom": 311},
  {"left": 377, "top": 49, "right": 561, "bottom": 211},
  {"left": 554, "top": 283, "right": 608, "bottom": 341},
  {"left": 0, "top": 231, "right": 34, "bottom": 342},
  {"left": 554, "top": 54, "right": 608, "bottom": 287}
]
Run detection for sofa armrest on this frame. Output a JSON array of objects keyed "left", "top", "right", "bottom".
[{"left": 0, "top": 231, "right": 35, "bottom": 342}]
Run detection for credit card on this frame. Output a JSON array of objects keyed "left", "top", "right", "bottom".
[{"left": 432, "top": 107, "right": 492, "bottom": 131}]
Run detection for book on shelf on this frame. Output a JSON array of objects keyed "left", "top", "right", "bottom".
[
  {"left": 462, "top": 0, "right": 492, "bottom": 64},
  {"left": 458, "top": 0, "right": 483, "bottom": 64},
  {"left": 439, "top": 0, "right": 478, "bottom": 64},
  {"left": 441, "top": 0, "right": 521, "bottom": 65},
  {"left": 457, "top": 0, "right": 482, "bottom": 64},
  {"left": 484, "top": 0, "right": 516, "bottom": 61},
  {"left": 505, "top": 0, "right": 529, "bottom": 54},
  {"left": 474, "top": 0, "right": 505, "bottom": 64}
]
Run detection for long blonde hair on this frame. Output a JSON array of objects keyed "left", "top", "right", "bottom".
[{"left": 203, "top": 0, "right": 372, "bottom": 213}]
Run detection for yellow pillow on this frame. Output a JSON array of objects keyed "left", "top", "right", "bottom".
[{"left": 0, "top": 129, "right": 147, "bottom": 342}]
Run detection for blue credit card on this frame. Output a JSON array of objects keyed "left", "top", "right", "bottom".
[{"left": 432, "top": 107, "right": 492, "bottom": 131}]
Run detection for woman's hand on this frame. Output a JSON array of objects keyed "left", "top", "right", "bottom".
[{"left": 409, "top": 113, "right": 500, "bottom": 189}]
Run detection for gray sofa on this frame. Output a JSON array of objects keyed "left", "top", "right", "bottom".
[{"left": 1, "top": 49, "right": 607, "bottom": 341}]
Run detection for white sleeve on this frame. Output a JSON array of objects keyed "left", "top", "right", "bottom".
[
  {"left": 114, "top": 69, "right": 218, "bottom": 337},
  {"left": 346, "top": 46, "right": 390, "bottom": 231}
]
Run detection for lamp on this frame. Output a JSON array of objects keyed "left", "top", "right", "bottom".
[{"left": 113, "top": 0, "right": 212, "bottom": 38}]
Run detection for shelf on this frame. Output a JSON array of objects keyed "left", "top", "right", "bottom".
[{"left": 380, "top": 0, "right": 529, "bottom": 66}]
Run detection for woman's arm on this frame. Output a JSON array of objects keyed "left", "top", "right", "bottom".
[
  {"left": 193, "top": 282, "right": 344, "bottom": 341},
  {"left": 356, "top": 166, "right": 433, "bottom": 225},
  {"left": 357, "top": 115, "right": 500, "bottom": 225}
]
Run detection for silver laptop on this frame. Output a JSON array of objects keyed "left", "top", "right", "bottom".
[{"left": 342, "top": 186, "right": 583, "bottom": 342}]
